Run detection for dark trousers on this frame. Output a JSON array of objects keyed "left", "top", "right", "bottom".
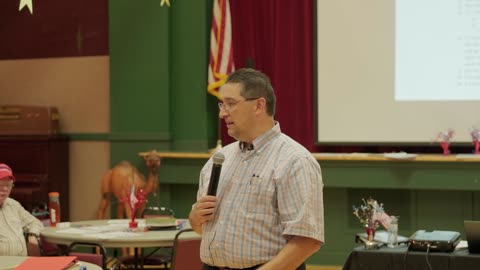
[{"left": 202, "top": 262, "right": 306, "bottom": 270}]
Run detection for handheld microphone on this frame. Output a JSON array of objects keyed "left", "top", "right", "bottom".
[{"left": 207, "top": 152, "right": 225, "bottom": 196}]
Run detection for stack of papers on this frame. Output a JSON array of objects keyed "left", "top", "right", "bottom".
[
  {"left": 384, "top": 152, "right": 418, "bottom": 160},
  {"left": 455, "top": 240, "right": 468, "bottom": 250},
  {"left": 456, "top": 154, "right": 480, "bottom": 159},
  {"left": 55, "top": 221, "right": 143, "bottom": 239}
]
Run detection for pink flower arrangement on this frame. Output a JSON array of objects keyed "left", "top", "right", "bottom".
[
  {"left": 470, "top": 128, "right": 480, "bottom": 143},
  {"left": 436, "top": 128, "right": 455, "bottom": 143},
  {"left": 352, "top": 198, "right": 384, "bottom": 230},
  {"left": 471, "top": 127, "right": 480, "bottom": 154},
  {"left": 435, "top": 129, "right": 455, "bottom": 155}
]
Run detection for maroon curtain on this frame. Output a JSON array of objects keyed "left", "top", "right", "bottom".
[{"left": 223, "top": 0, "right": 315, "bottom": 150}]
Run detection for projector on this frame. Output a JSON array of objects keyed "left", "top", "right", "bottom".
[{"left": 408, "top": 230, "right": 461, "bottom": 252}]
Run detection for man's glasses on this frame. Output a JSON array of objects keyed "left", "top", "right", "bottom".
[
  {"left": 218, "top": 97, "right": 259, "bottom": 112},
  {"left": 0, "top": 181, "right": 14, "bottom": 189}
]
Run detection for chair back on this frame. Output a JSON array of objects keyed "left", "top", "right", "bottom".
[
  {"left": 40, "top": 235, "right": 62, "bottom": 255},
  {"left": 31, "top": 202, "right": 62, "bottom": 256},
  {"left": 25, "top": 233, "right": 42, "bottom": 256},
  {"left": 67, "top": 241, "right": 108, "bottom": 270},
  {"left": 170, "top": 228, "right": 202, "bottom": 270}
]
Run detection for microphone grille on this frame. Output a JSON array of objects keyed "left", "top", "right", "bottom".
[{"left": 212, "top": 152, "right": 225, "bottom": 165}]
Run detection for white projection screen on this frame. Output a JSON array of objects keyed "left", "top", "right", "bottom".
[{"left": 315, "top": 0, "right": 480, "bottom": 144}]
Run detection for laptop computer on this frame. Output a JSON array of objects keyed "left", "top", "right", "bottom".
[
  {"left": 408, "top": 230, "right": 461, "bottom": 252},
  {"left": 464, "top": 220, "right": 480, "bottom": 253}
]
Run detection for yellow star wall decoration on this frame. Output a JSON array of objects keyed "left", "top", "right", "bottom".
[
  {"left": 18, "top": 0, "right": 33, "bottom": 14},
  {"left": 160, "top": 0, "right": 170, "bottom": 7}
]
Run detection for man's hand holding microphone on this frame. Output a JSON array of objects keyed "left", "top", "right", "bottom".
[{"left": 189, "top": 152, "right": 224, "bottom": 233}]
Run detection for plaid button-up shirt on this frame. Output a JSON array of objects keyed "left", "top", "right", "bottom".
[{"left": 198, "top": 123, "right": 324, "bottom": 268}]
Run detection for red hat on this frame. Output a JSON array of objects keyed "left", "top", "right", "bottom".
[{"left": 0, "top": 163, "right": 15, "bottom": 181}]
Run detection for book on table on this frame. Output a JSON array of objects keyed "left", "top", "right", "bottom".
[
  {"left": 146, "top": 217, "right": 178, "bottom": 230},
  {"left": 14, "top": 256, "right": 78, "bottom": 270}
]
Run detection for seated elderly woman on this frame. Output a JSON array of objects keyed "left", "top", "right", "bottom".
[{"left": 0, "top": 163, "right": 44, "bottom": 256}]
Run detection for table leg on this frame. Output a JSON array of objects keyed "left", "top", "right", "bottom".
[
  {"left": 134, "top": 248, "right": 138, "bottom": 270},
  {"left": 133, "top": 247, "right": 145, "bottom": 270}
]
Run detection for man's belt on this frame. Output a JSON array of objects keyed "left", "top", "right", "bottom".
[
  {"left": 202, "top": 262, "right": 306, "bottom": 270},
  {"left": 202, "top": 263, "right": 261, "bottom": 270}
]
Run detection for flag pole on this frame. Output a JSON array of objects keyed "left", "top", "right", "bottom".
[{"left": 208, "top": 0, "right": 234, "bottom": 153}]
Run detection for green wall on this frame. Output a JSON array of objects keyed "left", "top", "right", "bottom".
[
  {"left": 109, "top": 1, "right": 216, "bottom": 161},
  {"left": 108, "top": 0, "right": 480, "bottom": 266}
]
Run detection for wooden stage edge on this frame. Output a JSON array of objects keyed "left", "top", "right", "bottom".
[{"left": 138, "top": 151, "right": 480, "bottom": 163}]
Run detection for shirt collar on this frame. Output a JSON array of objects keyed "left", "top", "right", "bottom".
[{"left": 238, "top": 121, "right": 281, "bottom": 153}]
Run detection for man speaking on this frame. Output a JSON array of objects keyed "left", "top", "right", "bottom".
[{"left": 189, "top": 68, "right": 324, "bottom": 270}]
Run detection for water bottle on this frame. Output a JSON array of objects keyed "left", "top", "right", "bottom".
[
  {"left": 48, "top": 192, "right": 61, "bottom": 227},
  {"left": 387, "top": 216, "right": 398, "bottom": 248}
]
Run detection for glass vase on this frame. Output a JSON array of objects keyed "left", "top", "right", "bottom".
[{"left": 365, "top": 221, "right": 376, "bottom": 242}]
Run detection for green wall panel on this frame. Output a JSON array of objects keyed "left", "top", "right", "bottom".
[
  {"left": 322, "top": 161, "right": 480, "bottom": 190},
  {"left": 157, "top": 159, "right": 205, "bottom": 184},
  {"left": 110, "top": 0, "right": 171, "bottom": 134},
  {"left": 170, "top": 184, "right": 199, "bottom": 218},
  {"left": 415, "top": 190, "right": 472, "bottom": 234},
  {"left": 110, "top": 0, "right": 215, "bottom": 149},
  {"left": 310, "top": 188, "right": 352, "bottom": 265},
  {"left": 474, "top": 192, "right": 480, "bottom": 220},
  {"left": 169, "top": 0, "right": 217, "bottom": 151}
]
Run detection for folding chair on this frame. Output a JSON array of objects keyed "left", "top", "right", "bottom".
[
  {"left": 24, "top": 232, "right": 42, "bottom": 256},
  {"left": 169, "top": 228, "right": 202, "bottom": 270},
  {"left": 31, "top": 202, "right": 63, "bottom": 256},
  {"left": 67, "top": 241, "right": 109, "bottom": 270},
  {"left": 24, "top": 231, "right": 62, "bottom": 256}
]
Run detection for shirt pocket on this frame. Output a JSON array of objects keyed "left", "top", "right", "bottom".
[{"left": 246, "top": 176, "right": 276, "bottom": 214}]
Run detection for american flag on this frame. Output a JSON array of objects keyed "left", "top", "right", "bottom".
[{"left": 207, "top": 0, "right": 235, "bottom": 99}]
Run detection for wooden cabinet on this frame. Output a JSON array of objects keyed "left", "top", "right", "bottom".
[{"left": 0, "top": 136, "right": 69, "bottom": 221}]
